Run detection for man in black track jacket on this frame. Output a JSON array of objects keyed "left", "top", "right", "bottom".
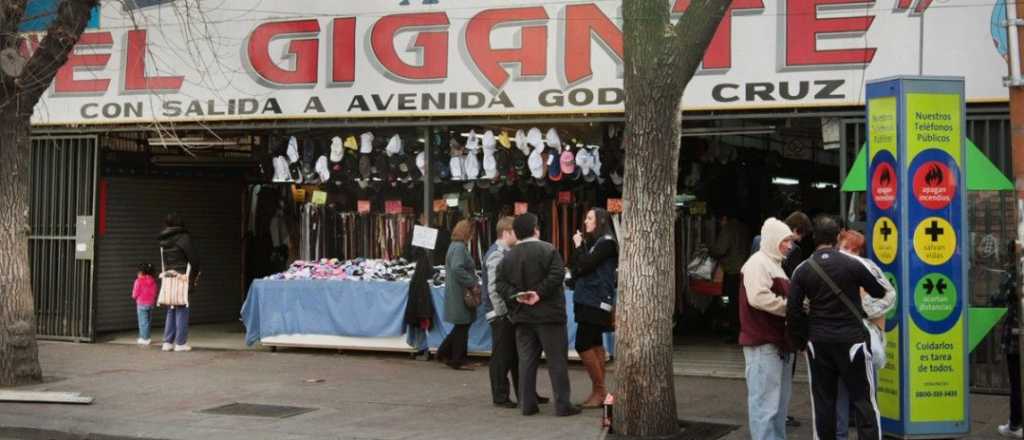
[{"left": 787, "top": 215, "right": 887, "bottom": 440}]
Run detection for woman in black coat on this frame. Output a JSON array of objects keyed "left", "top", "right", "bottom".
[{"left": 569, "top": 208, "right": 617, "bottom": 409}]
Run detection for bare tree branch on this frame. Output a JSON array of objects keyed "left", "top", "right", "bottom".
[
  {"left": 16, "top": 0, "right": 97, "bottom": 113},
  {"left": 667, "top": 0, "right": 730, "bottom": 82},
  {"left": 0, "top": 0, "right": 28, "bottom": 48}
]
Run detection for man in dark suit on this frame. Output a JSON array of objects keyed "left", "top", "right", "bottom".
[{"left": 496, "top": 213, "right": 581, "bottom": 417}]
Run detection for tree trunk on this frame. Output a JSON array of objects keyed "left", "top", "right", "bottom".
[
  {"left": 0, "top": 112, "right": 42, "bottom": 386},
  {"left": 615, "top": 1, "right": 730, "bottom": 437},
  {"left": 616, "top": 93, "right": 685, "bottom": 437},
  {"left": 0, "top": 0, "right": 99, "bottom": 386}
]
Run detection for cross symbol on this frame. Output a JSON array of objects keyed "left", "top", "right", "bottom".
[
  {"left": 880, "top": 221, "right": 893, "bottom": 242},
  {"left": 925, "top": 220, "right": 944, "bottom": 242}
]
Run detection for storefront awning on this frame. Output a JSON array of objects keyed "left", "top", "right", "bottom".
[{"left": 840, "top": 139, "right": 1013, "bottom": 192}]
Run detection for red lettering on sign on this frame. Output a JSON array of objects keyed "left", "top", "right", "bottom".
[
  {"left": 913, "top": 161, "right": 956, "bottom": 210},
  {"left": 124, "top": 30, "right": 184, "bottom": 91},
  {"left": 871, "top": 162, "right": 897, "bottom": 211},
  {"left": 785, "top": 0, "right": 876, "bottom": 67},
  {"left": 703, "top": 0, "right": 765, "bottom": 69},
  {"left": 672, "top": 0, "right": 765, "bottom": 70},
  {"left": 54, "top": 32, "right": 112, "bottom": 94},
  {"left": 563, "top": 4, "right": 622, "bottom": 85},
  {"left": 894, "top": 0, "right": 933, "bottom": 13},
  {"left": 246, "top": 20, "right": 320, "bottom": 86},
  {"left": 466, "top": 7, "right": 548, "bottom": 89},
  {"left": 371, "top": 12, "right": 450, "bottom": 81},
  {"left": 332, "top": 17, "right": 356, "bottom": 84}
]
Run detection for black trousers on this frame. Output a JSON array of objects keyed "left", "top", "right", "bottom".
[
  {"left": 438, "top": 323, "right": 470, "bottom": 367},
  {"left": 1010, "top": 353, "right": 1022, "bottom": 429},
  {"left": 489, "top": 317, "right": 519, "bottom": 404},
  {"left": 806, "top": 341, "right": 880, "bottom": 440},
  {"left": 516, "top": 322, "right": 572, "bottom": 415}
]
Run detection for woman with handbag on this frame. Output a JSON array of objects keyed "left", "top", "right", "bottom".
[
  {"left": 569, "top": 208, "right": 617, "bottom": 409},
  {"left": 157, "top": 214, "right": 200, "bottom": 352},
  {"left": 438, "top": 219, "right": 480, "bottom": 370}
]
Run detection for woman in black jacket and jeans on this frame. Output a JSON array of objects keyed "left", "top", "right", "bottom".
[
  {"left": 158, "top": 214, "right": 200, "bottom": 352},
  {"left": 569, "top": 208, "right": 617, "bottom": 409}
]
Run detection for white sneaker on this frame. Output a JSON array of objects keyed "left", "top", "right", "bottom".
[
  {"left": 161, "top": 343, "right": 174, "bottom": 352},
  {"left": 173, "top": 344, "right": 192, "bottom": 352},
  {"left": 137, "top": 338, "right": 151, "bottom": 346},
  {"left": 999, "top": 424, "right": 1023, "bottom": 439}
]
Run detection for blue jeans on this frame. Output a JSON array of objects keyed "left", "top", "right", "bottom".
[
  {"left": 744, "top": 344, "right": 795, "bottom": 440},
  {"left": 136, "top": 305, "right": 152, "bottom": 340},
  {"left": 163, "top": 306, "right": 190, "bottom": 345},
  {"left": 836, "top": 364, "right": 880, "bottom": 440}
]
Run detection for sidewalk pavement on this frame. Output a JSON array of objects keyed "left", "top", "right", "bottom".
[{"left": 0, "top": 341, "right": 1012, "bottom": 440}]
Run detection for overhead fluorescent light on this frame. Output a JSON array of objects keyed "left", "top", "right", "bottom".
[
  {"left": 150, "top": 156, "right": 256, "bottom": 167},
  {"left": 680, "top": 125, "right": 776, "bottom": 137},
  {"left": 772, "top": 177, "right": 799, "bottom": 186},
  {"left": 812, "top": 181, "right": 838, "bottom": 189},
  {"left": 148, "top": 137, "right": 239, "bottom": 147}
]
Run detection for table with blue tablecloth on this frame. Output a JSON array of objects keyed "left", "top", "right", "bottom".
[{"left": 240, "top": 279, "right": 613, "bottom": 355}]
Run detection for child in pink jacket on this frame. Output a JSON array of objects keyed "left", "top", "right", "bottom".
[{"left": 132, "top": 263, "right": 158, "bottom": 345}]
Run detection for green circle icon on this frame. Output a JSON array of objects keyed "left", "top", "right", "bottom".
[
  {"left": 913, "top": 273, "right": 957, "bottom": 322},
  {"left": 884, "top": 272, "right": 898, "bottom": 321}
]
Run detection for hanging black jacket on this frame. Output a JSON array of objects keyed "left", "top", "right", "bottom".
[
  {"left": 404, "top": 250, "right": 436, "bottom": 329},
  {"left": 158, "top": 227, "right": 199, "bottom": 274}
]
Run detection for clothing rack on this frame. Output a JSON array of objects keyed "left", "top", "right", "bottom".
[{"left": 299, "top": 206, "right": 416, "bottom": 262}]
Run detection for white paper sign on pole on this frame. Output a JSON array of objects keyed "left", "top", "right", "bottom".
[{"left": 412, "top": 225, "right": 439, "bottom": 250}]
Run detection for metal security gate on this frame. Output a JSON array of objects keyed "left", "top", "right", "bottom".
[{"left": 28, "top": 136, "right": 98, "bottom": 341}]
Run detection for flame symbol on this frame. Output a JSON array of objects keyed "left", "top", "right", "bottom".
[
  {"left": 880, "top": 168, "right": 891, "bottom": 186},
  {"left": 925, "top": 164, "right": 943, "bottom": 186}
]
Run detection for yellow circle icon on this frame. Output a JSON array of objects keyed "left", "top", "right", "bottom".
[
  {"left": 913, "top": 217, "right": 956, "bottom": 266},
  {"left": 872, "top": 217, "right": 898, "bottom": 264}
]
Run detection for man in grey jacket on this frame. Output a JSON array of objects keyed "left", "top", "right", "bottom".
[
  {"left": 482, "top": 217, "right": 520, "bottom": 408},
  {"left": 496, "top": 213, "right": 580, "bottom": 417}
]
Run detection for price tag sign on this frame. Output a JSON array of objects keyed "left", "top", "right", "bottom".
[
  {"left": 690, "top": 201, "right": 707, "bottom": 216},
  {"left": 606, "top": 198, "right": 622, "bottom": 214},
  {"left": 291, "top": 186, "right": 306, "bottom": 203},
  {"left": 311, "top": 191, "right": 327, "bottom": 206},
  {"left": 558, "top": 191, "right": 573, "bottom": 204},
  {"left": 357, "top": 200, "right": 371, "bottom": 213},
  {"left": 515, "top": 202, "right": 529, "bottom": 215},
  {"left": 445, "top": 193, "right": 460, "bottom": 207},
  {"left": 412, "top": 225, "right": 439, "bottom": 250},
  {"left": 385, "top": 200, "right": 402, "bottom": 214}
]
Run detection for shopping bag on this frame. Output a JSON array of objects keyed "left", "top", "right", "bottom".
[
  {"left": 157, "top": 271, "right": 190, "bottom": 307},
  {"left": 686, "top": 248, "right": 718, "bottom": 281},
  {"left": 689, "top": 278, "right": 723, "bottom": 296},
  {"left": 157, "top": 247, "right": 190, "bottom": 307}
]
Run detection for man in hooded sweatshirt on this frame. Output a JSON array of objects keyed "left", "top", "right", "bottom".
[{"left": 740, "top": 218, "right": 797, "bottom": 440}]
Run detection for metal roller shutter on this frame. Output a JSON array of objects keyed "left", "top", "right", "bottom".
[{"left": 95, "top": 177, "right": 244, "bottom": 333}]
